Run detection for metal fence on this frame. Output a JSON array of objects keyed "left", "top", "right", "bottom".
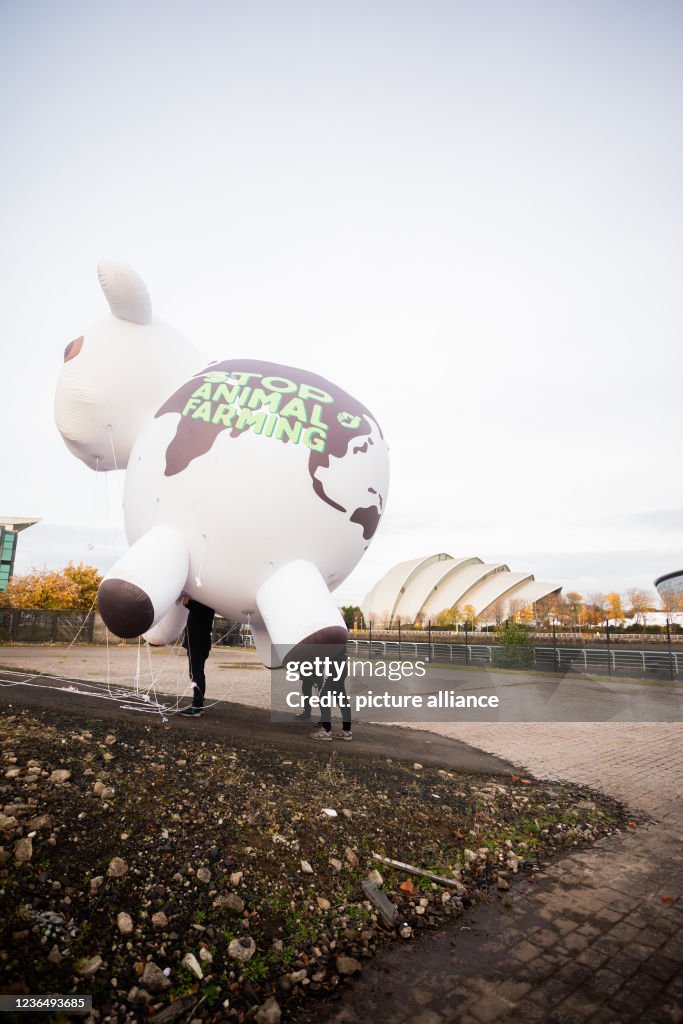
[
  {"left": 0, "top": 608, "right": 95, "bottom": 644},
  {"left": 347, "top": 639, "right": 680, "bottom": 679}
]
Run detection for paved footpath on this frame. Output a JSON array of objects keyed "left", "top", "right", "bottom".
[{"left": 322, "top": 723, "right": 683, "bottom": 1024}]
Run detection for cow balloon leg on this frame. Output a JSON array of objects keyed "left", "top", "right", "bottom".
[
  {"left": 255, "top": 560, "right": 347, "bottom": 667},
  {"left": 143, "top": 599, "right": 189, "bottom": 647},
  {"left": 98, "top": 526, "right": 189, "bottom": 639}
]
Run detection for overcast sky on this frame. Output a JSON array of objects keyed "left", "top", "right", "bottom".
[{"left": 2, "top": 0, "right": 682, "bottom": 606}]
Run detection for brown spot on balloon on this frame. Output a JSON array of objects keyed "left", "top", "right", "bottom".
[
  {"left": 350, "top": 505, "right": 381, "bottom": 540},
  {"left": 64, "top": 336, "right": 83, "bottom": 362}
]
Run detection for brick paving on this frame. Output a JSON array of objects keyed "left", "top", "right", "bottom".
[{"left": 322, "top": 723, "right": 683, "bottom": 1023}]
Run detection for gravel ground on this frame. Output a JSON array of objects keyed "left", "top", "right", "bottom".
[{"left": 0, "top": 706, "right": 634, "bottom": 1024}]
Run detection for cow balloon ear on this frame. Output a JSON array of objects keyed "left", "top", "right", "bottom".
[{"left": 97, "top": 260, "right": 152, "bottom": 325}]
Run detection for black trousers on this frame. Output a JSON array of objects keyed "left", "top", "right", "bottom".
[{"left": 187, "top": 648, "right": 208, "bottom": 708}]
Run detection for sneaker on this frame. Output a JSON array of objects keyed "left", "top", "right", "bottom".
[
  {"left": 311, "top": 727, "right": 333, "bottom": 740},
  {"left": 179, "top": 705, "right": 204, "bottom": 717},
  {"left": 337, "top": 730, "right": 353, "bottom": 741}
]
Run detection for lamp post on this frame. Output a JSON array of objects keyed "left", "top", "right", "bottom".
[
  {"left": 666, "top": 617, "right": 675, "bottom": 682},
  {"left": 398, "top": 618, "right": 401, "bottom": 660},
  {"left": 369, "top": 619, "right": 373, "bottom": 661},
  {"left": 551, "top": 616, "right": 558, "bottom": 673},
  {"left": 427, "top": 619, "right": 432, "bottom": 662},
  {"left": 605, "top": 614, "right": 611, "bottom": 676}
]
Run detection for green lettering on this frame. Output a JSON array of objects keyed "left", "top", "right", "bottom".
[
  {"left": 248, "top": 389, "right": 282, "bottom": 413},
  {"left": 192, "top": 401, "right": 213, "bottom": 422},
  {"left": 310, "top": 404, "right": 327, "bottom": 428},
  {"left": 274, "top": 418, "right": 302, "bottom": 443},
  {"left": 212, "top": 383, "right": 240, "bottom": 403},
  {"left": 181, "top": 398, "right": 200, "bottom": 417},
  {"left": 212, "top": 404, "right": 237, "bottom": 426},
  {"left": 299, "top": 383, "right": 333, "bottom": 403},
  {"left": 261, "top": 376, "right": 297, "bottom": 394},
  {"left": 279, "top": 397, "right": 308, "bottom": 422},
  {"left": 192, "top": 382, "right": 213, "bottom": 400},
  {"left": 235, "top": 408, "right": 268, "bottom": 433},
  {"left": 302, "top": 426, "right": 327, "bottom": 453}
]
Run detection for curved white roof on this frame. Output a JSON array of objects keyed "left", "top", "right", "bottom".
[{"left": 362, "top": 553, "right": 561, "bottom": 625}]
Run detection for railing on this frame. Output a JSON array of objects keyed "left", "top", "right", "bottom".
[
  {"left": 0, "top": 608, "right": 95, "bottom": 644},
  {"left": 347, "top": 639, "right": 680, "bottom": 678}
]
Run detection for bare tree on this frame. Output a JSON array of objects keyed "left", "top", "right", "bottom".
[{"left": 625, "top": 587, "right": 654, "bottom": 628}]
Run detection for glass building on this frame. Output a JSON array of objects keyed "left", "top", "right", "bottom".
[
  {"left": 0, "top": 518, "right": 40, "bottom": 591},
  {"left": 655, "top": 570, "right": 683, "bottom": 604}
]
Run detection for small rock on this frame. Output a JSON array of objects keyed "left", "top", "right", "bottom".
[
  {"left": 90, "top": 876, "right": 104, "bottom": 892},
  {"left": 14, "top": 837, "right": 33, "bottom": 864},
  {"left": 255, "top": 996, "right": 281, "bottom": 1024},
  {"left": 399, "top": 880, "right": 414, "bottom": 895},
  {"left": 181, "top": 952, "right": 203, "bottom": 979},
  {"left": 342, "top": 809, "right": 352, "bottom": 819},
  {"left": 29, "top": 814, "right": 52, "bottom": 831},
  {"left": 213, "top": 893, "right": 244, "bottom": 914},
  {"left": 105, "top": 734, "right": 117, "bottom": 745},
  {"left": 0, "top": 814, "right": 18, "bottom": 830},
  {"left": 399, "top": 924, "right": 413, "bottom": 939},
  {"left": 152, "top": 911, "right": 168, "bottom": 928},
  {"left": 289, "top": 969, "right": 307, "bottom": 984},
  {"left": 77, "top": 955, "right": 103, "bottom": 977},
  {"left": 316, "top": 896, "right": 331, "bottom": 911},
  {"left": 367, "top": 869, "right": 383, "bottom": 886},
  {"left": 107, "top": 857, "right": 128, "bottom": 878},
  {"left": 50, "top": 769, "right": 71, "bottom": 784},
  {"left": 336, "top": 955, "right": 361, "bottom": 976},
  {"left": 0, "top": 848, "right": 10, "bottom": 866},
  {"left": 141, "top": 961, "right": 171, "bottom": 993},
  {"left": 117, "top": 912, "right": 134, "bottom": 935},
  {"left": 496, "top": 875, "right": 510, "bottom": 891},
  {"left": 413, "top": 762, "right": 423, "bottom": 770},
  {"left": 47, "top": 944, "right": 63, "bottom": 964},
  {"left": 199, "top": 947, "right": 213, "bottom": 963},
  {"left": 329, "top": 858, "right": 343, "bottom": 873},
  {"left": 230, "top": 871, "right": 243, "bottom": 886},
  {"left": 344, "top": 847, "right": 359, "bottom": 867},
  {"left": 300, "top": 860, "right": 314, "bottom": 874},
  {"left": 196, "top": 867, "right": 211, "bottom": 884},
  {"left": 93, "top": 781, "right": 106, "bottom": 796},
  {"left": 415, "top": 905, "right": 425, "bottom": 915},
  {"left": 228, "top": 936, "right": 256, "bottom": 962}
]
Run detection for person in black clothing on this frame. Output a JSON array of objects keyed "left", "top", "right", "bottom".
[{"left": 180, "top": 598, "right": 215, "bottom": 717}]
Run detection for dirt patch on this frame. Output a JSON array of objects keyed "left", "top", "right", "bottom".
[{"left": 0, "top": 706, "right": 632, "bottom": 1023}]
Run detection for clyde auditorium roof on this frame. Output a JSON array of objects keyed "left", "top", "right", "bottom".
[{"left": 362, "top": 553, "right": 561, "bottom": 625}]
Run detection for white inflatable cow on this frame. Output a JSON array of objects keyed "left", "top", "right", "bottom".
[{"left": 55, "top": 261, "right": 389, "bottom": 665}]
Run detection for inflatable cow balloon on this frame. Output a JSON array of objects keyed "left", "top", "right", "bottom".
[{"left": 54, "top": 261, "right": 389, "bottom": 665}]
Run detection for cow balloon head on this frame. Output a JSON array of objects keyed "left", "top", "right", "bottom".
[
  {"left": 54, "top": 261, "right": 202, "bottom": 471},
  {"left": 55, "top": 262, "right": 390, "bottom": 667}
]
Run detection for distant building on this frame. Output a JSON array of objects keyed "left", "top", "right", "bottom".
[
  {"left": 362, "top": 552, "right": 561, "bottom": 626},
  {"left": 0, "top": 517, "right": 40, "bottom": 591},
  {"left": 654, "top": 570, "right": 683, "bottom": 606}
]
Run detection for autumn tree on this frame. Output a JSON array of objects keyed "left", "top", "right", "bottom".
[
  {"left": 3, "top": 568, "right": 79, "bottom": 609},
  {"left": 1, "top": 563, "right": 103, "bottom": 610},
  {"left": 565, "top": 592, "right": 584, "bottom": 628},
  {"left": 433, "top": 608, "right": 455, "bottom": 629},
  {"left": 462, "top": 604, "right": 478, "bottom": 630},
  {"left": 585, "top": 593, "right": 606, "bottom": 628},
  {"left": 63, "top": 562, "right": 103, "bottom": 609},
  {"left": 606, "top": 592, "right": 625, "bottom": 625}
]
